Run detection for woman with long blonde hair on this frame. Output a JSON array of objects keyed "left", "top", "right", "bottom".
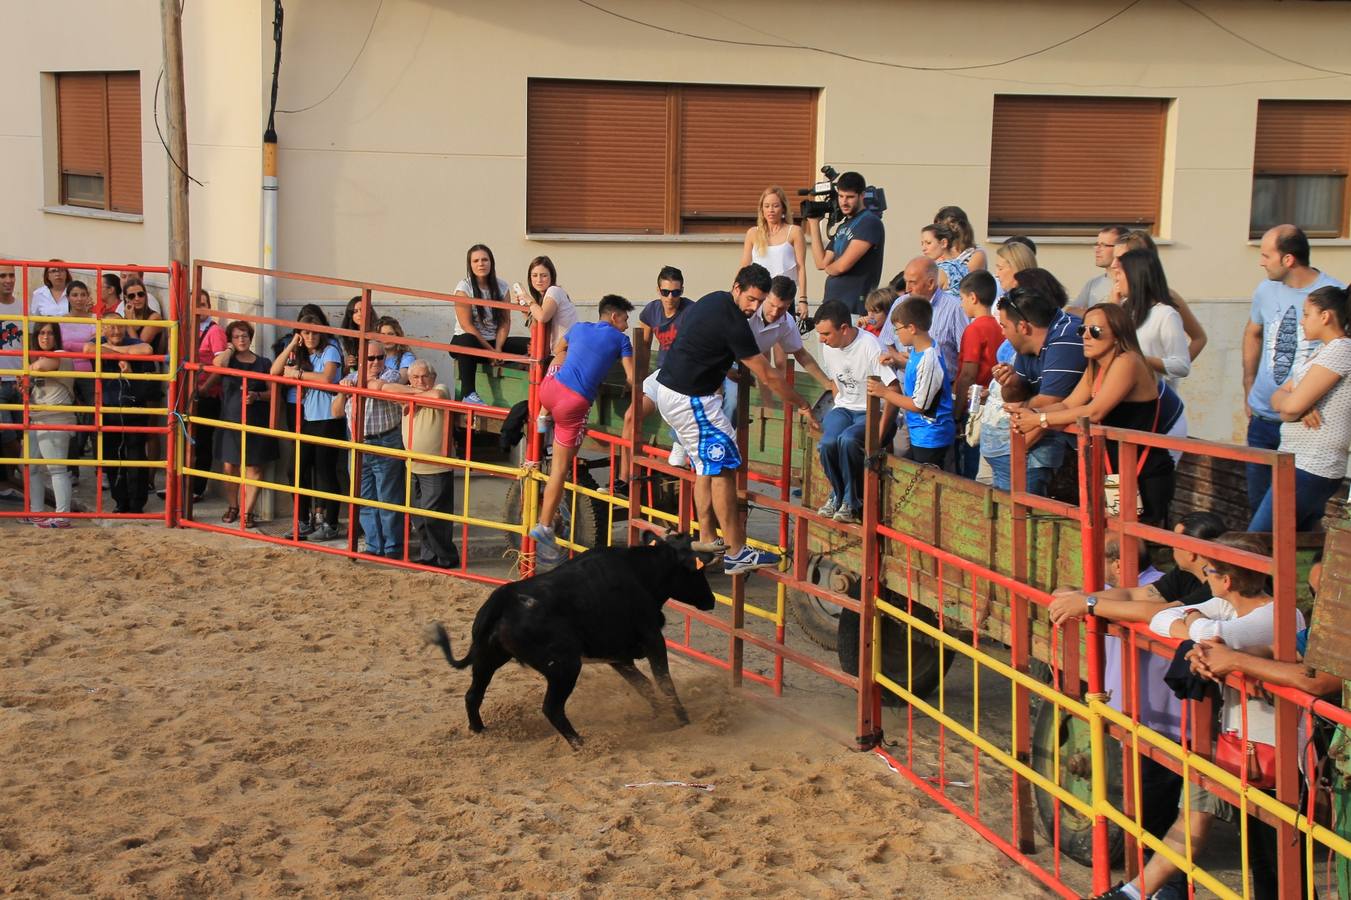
[{"left": 741, "top": 186, "right": 807, "bottom": 312}]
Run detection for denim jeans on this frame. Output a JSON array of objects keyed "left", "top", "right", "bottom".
[
  {"left": 985, "top": 454, "right": 1011, "bottom": 491},
  {"left": 1248, "top": 466, "right": 1344, "bottom": 533},
  {"left": 1245, "top": 415, "right": 1282, "bottom": 516},
  {"left": 818, "top": 407, "right": 868, "bottom": 513},
  {"left": 358, "top": 427, "right": 406, "bottom": 555},
  {"left": 1026, "top": 431, "right": 1067, "bottom": 497}
]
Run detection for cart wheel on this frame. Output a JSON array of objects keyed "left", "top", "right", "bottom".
[
  {"left": 786, "top": 555, "right": 849, "bottom": 652},
  {"left": 837, "top": 601, "right": 954, "bottom": 703},
  {"left": 1030, "top": 689, "right": 1124, "bottom": 868},
  {"left": 503, "top": 468, "right": 605, "bottom": 556}
]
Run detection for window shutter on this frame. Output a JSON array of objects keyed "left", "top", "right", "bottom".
[
  {"left": 106, "top": 73, "right": 142, "bottom": 214},
  {"left": 678, "top": 86, "right": 816, "bottom": 232},
  {"left": 1254, "top": 100, "right": 1351, "bottom": 175},
  {"left": 57, "top": 73, "right": 108, "bottom": 178},
  {"left": 526, "top": 80, "right": 668, "bottom": 234},
  {"left": 989, "top": 95, "right": 1167, "bottom": 233}
]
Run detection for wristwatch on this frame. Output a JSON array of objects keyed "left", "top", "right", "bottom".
[
  {"left": 1039, "top": 412, "right": 1049, "bottom": 428},
  {"left": 1085, "top": 594, "right": 1098, "bottom": 613}
]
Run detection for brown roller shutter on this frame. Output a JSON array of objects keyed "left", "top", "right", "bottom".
[
  {"left": 989, "top": 95, "right": 1167, "bottom": 234},
  {"left": 527, "top": 80, "right": 667, "bottom": 234},
  {"left": 1254, "top": 100, "right": 1351, "bottom": 174},
  {"left": 57, "top": 73, "right": 108, "bottom": 178},
  {"left": 678, "top": 86, "right": 816, "bottom": 233},
  {"left": 106, "top": 73, "right": 142, "bottom": 214}
]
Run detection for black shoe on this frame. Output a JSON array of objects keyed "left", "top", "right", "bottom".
[
  {"left": 610, "top": 479, "right": 630, "bottom": 498},
  {"left": 1087, "top": 883, "right": 1138, "bottom": 900},
  {"left": 383, "top": 549, "right": 403, "bottom": 560}
]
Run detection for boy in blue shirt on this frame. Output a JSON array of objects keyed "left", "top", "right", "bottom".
[
  {"left": 530, "top": 295, "right": 635, "bottom": 564},
  {"left": 867, "top": 296, "right": 955, "bottom": 467}
]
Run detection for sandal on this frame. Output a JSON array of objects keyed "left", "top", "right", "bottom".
[
  {"left": 222, "top": 507, "right": 239, "bottom": 524},
  {"left": 243, "top": 512, "right": 258, "bottom": 529}
]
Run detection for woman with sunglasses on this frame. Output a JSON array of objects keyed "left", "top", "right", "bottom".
[
  {"left": 1007, "top": 303, "right": 1176, "bottom": 524},
  {"left": 1249, "top": 285, "right": 1351, "bottom": 533}
]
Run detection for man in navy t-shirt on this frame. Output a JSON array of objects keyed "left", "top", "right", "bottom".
[
  {"left": 991, "top": 285, "right": 1085, "bottom": 497},
  {"left": 530, "top": 295, "right": 635, "bottom": 564},
  {"left": 654, "top": 264, "right": 811, "bottom": 576},
  {"left": 805, "top": 171, "right": 886, "bottom": 316}
]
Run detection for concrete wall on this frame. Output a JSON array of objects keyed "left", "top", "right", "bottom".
[{"left": 1, "top": 0, "right": 1349, "bottom": 442}]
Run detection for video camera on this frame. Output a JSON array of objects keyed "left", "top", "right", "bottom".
[{"left": 797, "top": 166, "right": 887, "bottom": 232}]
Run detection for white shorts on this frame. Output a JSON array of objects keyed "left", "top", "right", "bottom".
[
  {"left": 653, "top": 381, "right": 743, "bottom": 477},
  {"left": 642, "top": 369, "right": 662, "bottom": 403}
]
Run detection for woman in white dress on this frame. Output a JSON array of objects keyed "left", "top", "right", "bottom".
[{"left": 741, "top": 186, "right": 807, "bottom": 316}]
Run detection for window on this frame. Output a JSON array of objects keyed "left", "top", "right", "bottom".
[
  {"left": 988, "top": 95, "right": 1168, "bottom": 236},
  {"left": 527, "top": 79, "right": 817, "bottom": 235},
  {"left": 56, "top": 72, "right": 142, "bottom": 215},
  {"left": 1250, "top": 100, "right": 1351, "bottom": 238}
]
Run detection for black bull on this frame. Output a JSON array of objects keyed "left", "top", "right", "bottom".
[{"left": 424, "top": 533, "right": 717, "bottom": 749}]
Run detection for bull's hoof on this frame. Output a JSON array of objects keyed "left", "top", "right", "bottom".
[{"left": 565, "top": 734, "right": 585, "bottom": 751}]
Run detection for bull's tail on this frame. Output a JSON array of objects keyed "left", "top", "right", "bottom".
[{"left": 422, "top": 622, "right": 473, "bottom": 669}]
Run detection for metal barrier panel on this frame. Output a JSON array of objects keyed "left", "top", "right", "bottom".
[
  {"left": 175, "top": 261, "right": 548, "bottom": 585},
  {"left": 0, "top": 259, "right": 181, "bottom": 524}
]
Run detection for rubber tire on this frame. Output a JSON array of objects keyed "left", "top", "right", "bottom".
[
  {"left": 837, "top": 602, "right": 955, "bottom": 703},
  {"left": 503, "top": 468, "right": 605, "bottom": 555},
  {"left": 786, "top": 556, "right": 845, "bottom": 653},
  {"left": 1030, "top": 686, "right": 1125, "bottom": 869}
]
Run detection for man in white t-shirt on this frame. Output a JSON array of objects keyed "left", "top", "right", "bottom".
[{"left": 811, "top": 300, "right": 898, "bottom": 523}]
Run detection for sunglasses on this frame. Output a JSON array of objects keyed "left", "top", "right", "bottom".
[
  {"left": 1076, "top": 324, "right": 1105, "bottom": 339},
  {"left": 366, "top": 354, "right": 384, "bottom": 361},
  {"left": 659, "top": 288, "right": 683, "bottom": 298},
  {"left": 126, "top": 290, "right": 147, "bottom": 299},
  {"left": 1202, "top": 565, "right": 1221, "bottom": 577}
]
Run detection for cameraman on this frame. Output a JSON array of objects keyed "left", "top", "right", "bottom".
[{"left": 806, "top": 171, "right": 886, "bottom": 316}]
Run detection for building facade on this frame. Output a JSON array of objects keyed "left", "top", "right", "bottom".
[{"left": 2, "top": 0, "right": 1350, "bottom": 441}]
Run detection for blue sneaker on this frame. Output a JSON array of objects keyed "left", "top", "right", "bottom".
[
  {"left": 529, "top": 523, "right": 562, "bottom": 565},
  {"left": 723, "top": 545, "right": 781, "bottom": 576}
]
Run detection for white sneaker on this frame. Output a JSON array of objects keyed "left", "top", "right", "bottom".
[
  {"left": 463, "top": 391, "right": 485, "bottom": 405},
  {"left": 668, "top": 442, "right": 689, "bottom": 467},
  {"left": 817, "top": 496, "right": 840, "bottom": 517}
]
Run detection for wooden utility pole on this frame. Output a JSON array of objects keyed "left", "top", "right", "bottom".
[{"left": 161, "top": 0, "right": 190, "bottom": 271}]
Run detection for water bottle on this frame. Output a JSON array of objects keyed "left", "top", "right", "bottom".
[
  {"left": 967, "top": 383, "right": 982, "bottom": 420},
  {"left": 536, "top": 408, "right": 551, "bottom": 433}
]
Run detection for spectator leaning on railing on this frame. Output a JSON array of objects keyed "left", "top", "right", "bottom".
[
  {"left": 377, "top": 360, "right": 460, "bottom": 570},
  {"left": 1249, "top": 284, "right": 1351, "bottom": 533},
  {"left": 1242, "top": 224, "right": 1344, "bottom": 517},
  {"left": 335, "top": 340, "right": 405, "bottom": 560}
]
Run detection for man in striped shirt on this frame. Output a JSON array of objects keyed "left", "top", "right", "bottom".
[
  {"left": 991, "top": 285, "right": 1085, "bottom": 496},
  {"left": 335, "top": 340, "right": 406, "bottom": 559}
]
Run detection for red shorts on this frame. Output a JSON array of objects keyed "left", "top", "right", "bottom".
[{"left": 540, "top": 375, "right": 592, "bottom": 448}]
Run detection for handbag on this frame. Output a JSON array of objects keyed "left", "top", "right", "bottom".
[
  {"left": 1215, "top": 730, "right": 1277, "bottom": 790},
  {"left": 1095, "top": 363, "right": 1160, "bottom": 518}
]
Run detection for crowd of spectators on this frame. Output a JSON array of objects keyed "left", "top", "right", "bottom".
[{"left": 3, "top": 180, "right": 1348, "bottom": 897}]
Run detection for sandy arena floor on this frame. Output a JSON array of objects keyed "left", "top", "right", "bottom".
[{"left": 1, "top": 525, "right": 1049, "bottom": 898}]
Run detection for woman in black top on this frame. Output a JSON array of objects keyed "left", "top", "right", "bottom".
[{"left": 203, "top": 320, "right": 279, "bottom": 527}]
